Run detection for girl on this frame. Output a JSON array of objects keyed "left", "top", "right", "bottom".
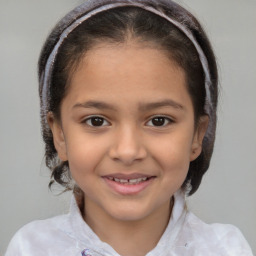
[{"left": 5, "top": 0, "right": 253, "bottom": 255}]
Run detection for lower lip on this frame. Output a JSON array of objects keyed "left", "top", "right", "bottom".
[{"left": 103, "top": 177, "right": 154, "bottom": 195}]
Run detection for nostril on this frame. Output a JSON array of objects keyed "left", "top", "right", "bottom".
[
  {"left": 109, "top": 146, "right": 147, "bottom": 165},
  {"left": 108, "top": 128, "right": 147, "bottom": 164}
]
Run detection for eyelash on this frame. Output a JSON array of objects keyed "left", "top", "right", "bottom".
[
  {"left": 145, "top": 116, "right": 173, "bottom": 127},
  {"left": 82, "top": 115, "right": 173, "bottom": 128},
  {"left": 83, "top": 116, "right": 110, "bottom": 127}
]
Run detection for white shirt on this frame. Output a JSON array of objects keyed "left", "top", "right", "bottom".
[{"left": 5, "top": 191, "right": 253, "bottom": 256}]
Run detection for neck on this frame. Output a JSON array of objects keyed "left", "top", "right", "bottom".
[{"left": 83, "top": 197, "right": 173, "bottom": 256}]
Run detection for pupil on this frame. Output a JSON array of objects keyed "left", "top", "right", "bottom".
[
  {"left": 152, "top": 117, "right": 165, "bottom": 126},
  {"left": 91, "top": 117, "right": 104, "bottom": 126}
]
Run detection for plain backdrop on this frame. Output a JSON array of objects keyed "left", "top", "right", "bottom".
[{"left": 0, "top": 0, "right": 255, "bottom": 254}]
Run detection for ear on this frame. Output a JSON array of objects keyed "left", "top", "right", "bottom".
[
  {"left": 47, "top": 112, "right": 68, "bottom": 161},
  {"left": 190, "top": 115, "right": 209, "bottom": 161}
]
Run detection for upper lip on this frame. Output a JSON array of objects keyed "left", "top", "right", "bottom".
[{"left": 102, "top": 173, "right": 155, "bottom": 180}]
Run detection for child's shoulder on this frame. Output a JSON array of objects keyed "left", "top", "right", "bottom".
[
  {"left": 5, "top": 213, "right": 74, "bottom": 256},
  {"left": 183, "top": 211, "right": 253, "bottom": 255}
]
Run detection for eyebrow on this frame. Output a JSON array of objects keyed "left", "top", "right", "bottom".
[
  {"left": 72, "top": 99, "right": 184, "bottom": 111},
  {"left": 139, "top": 99, "right": 184, "bottom": 111},
  {"left": 72, "top": 101, "right": 117, "bottom": 111}
]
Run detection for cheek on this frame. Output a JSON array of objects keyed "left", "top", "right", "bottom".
[
  {"left": 149, "top": 131, "right": 193, "bottom": 173},
  {"left": 64, "top": 133, "right": 108, "bottom": 177}
]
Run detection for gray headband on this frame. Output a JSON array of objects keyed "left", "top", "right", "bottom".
[{"left": 41, "top": 1, "right": 212, "bottom": 122}]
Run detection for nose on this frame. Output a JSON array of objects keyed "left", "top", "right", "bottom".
[{"left": 108, "top": 125, "right": 147, "bottom": 165}]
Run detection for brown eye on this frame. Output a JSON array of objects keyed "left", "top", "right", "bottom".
[
  {"left": 85, "top": 116, "right": 109, "bottom": 127},
  {"left": 152, "top": 117, "right": 165, "bottom": 126},
  {"left": 146, "top": 116, "right": 172, "bottom": 127}
]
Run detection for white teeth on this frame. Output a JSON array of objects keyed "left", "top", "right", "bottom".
[
  {"left": 109, "top": 177, "right": 148, "bottom": 184},
  {"left": 129, "top": 179, "right": 138, "bottom": 184}
]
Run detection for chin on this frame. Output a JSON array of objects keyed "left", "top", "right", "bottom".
[{"left": 104, "top": 202, "right": 159, "bottom": 222}]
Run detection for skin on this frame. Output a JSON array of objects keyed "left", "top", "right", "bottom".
[{"left": 48, "top": 42, "right": 208, "bottom": 256}]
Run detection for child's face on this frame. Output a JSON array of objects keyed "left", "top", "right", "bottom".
[{"left": 49, "top": 42, "right": 207, "bottom": 222}]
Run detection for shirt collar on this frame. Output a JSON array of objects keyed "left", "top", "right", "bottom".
[{"left": 68, "top": 190, "right": 187, "bottom": 255}]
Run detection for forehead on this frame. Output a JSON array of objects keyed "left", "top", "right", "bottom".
[
  {"left": 72, "top": 43, "right": 185, "bottom": 88},
  {"left": 64, "top": 43, "right": 192, "bottom": 110}
]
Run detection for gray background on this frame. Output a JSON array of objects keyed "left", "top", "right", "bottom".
[{"left": 0, "top": 0, "right": 255, "bottom": 254}]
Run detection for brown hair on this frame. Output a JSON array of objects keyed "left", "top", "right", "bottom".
[{"left": 39, "top": 1, "right": 218, "bottom": 195}]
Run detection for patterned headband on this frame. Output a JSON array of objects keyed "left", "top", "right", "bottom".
[{"left": 41, "top": 1, "right": 212, "bottom": 122}]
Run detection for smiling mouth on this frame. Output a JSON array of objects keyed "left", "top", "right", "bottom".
[
  {"left": 106, "top": 177, "right": 149, "bottom": 185},
  {"left": 102, "top": 174, "right": 156, "bottom": 195}
]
